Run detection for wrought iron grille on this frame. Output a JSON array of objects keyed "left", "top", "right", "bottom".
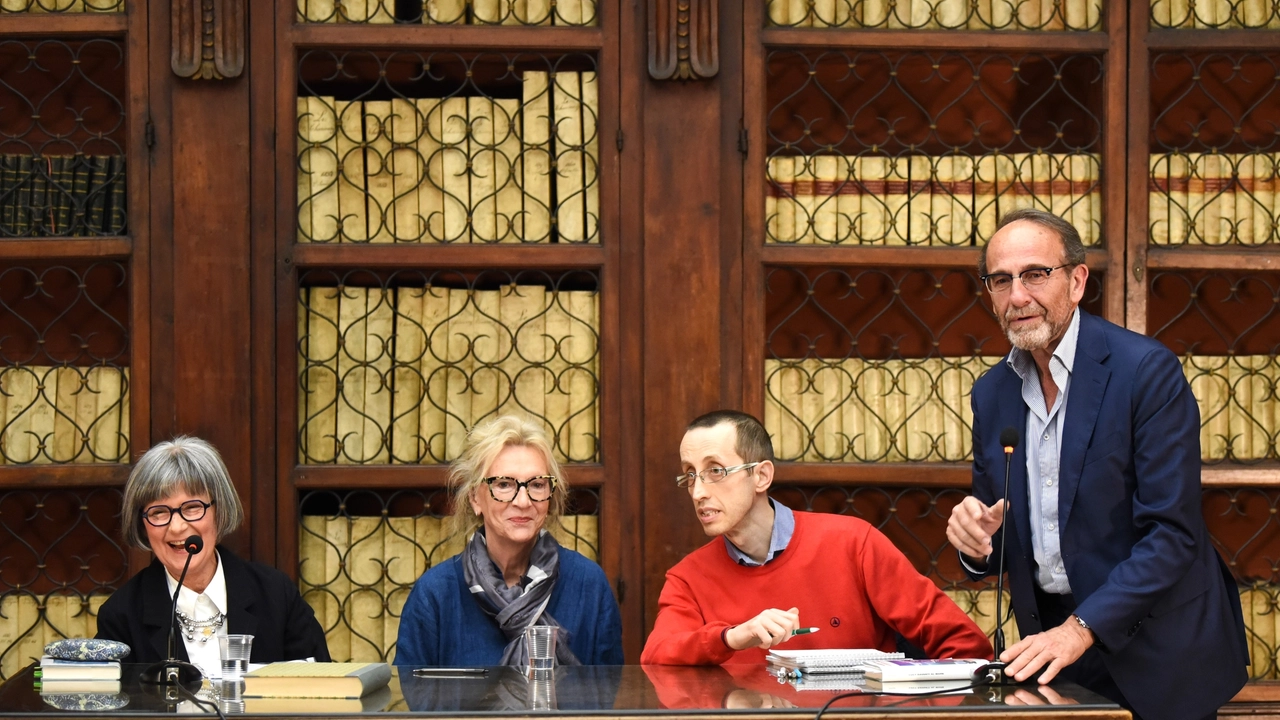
[
  {"left": 1151, "top": 0, "right": 1280, "bottom": 28},
  {"left": 296, "top": 0, "right": 598, "bottom": 25},
  {"left": 765, "top": 267, "right": 1105, "bottom": 462},
  {"left": 0, "top": 262, "right": 130, "bottom": 464},
  {"left": 1149, "top": 53, "right": 1280, "bottom": 246},
  {"left": 0, "top": 0, "right": 122, "bottom": 11},
  {"left": 0, "top": 488, "right": 126, "bottom": 680},
  {"left": 765, "top": 51, "right": 1104, "bottom": 247},
  {"left": 296, "top": 50, "right": 600, "bottom": 245},
  {"left": 0, "top": 39, "right": 127, "bottom": 238},
  {"left": 1148, "top": 271, "right": 1280, "bottom": 462},
  {"left": 297, "top": 268, "right": 601, "bottom": 465},
  {"left": 765, "top": 0, "right": 1102, "bottom": 30},
  {"left": 298, "top": 486, "right": 600, "bottom": 663},
  {"left": 774, "top": 485, "right": 1280, "bottom": 680}
]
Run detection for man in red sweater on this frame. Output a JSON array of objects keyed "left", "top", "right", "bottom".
[{"left": 641, "top": 410, "right": 992, "bottom": 665}]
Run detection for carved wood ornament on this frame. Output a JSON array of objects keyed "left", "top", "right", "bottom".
[
  {"left": 172, "top": 0, "right": 245, "bottom": 80},
  {"left": 649, "top": 0, "right": 719, "bottom": 81}
]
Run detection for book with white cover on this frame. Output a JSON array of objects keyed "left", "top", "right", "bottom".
[
  {"left": 37, "top": 657, "right": 121, "bottom": 681},
  {"left": 765, "top": 648, "right": 903, "bottom": 673},
  {"left": 863, "top": 677, "right": 973, "bottom": 694},
  {"left": 860, "top": 658, "right": 987, "bottom": 682}
]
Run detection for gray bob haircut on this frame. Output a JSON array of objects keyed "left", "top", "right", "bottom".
[
  {"left": 447, "top": 415, "right": 567, "bottom": 540},
  {"left": 122, "top": 436, "right": 245, "bottom": 551}
]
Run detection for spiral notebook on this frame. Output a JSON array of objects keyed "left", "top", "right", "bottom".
[{"left": 765, "top": 648, "right": 904, "bottom": 675}]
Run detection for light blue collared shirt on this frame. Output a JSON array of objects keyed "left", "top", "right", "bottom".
[
  {"left": 725, "top": 500, "right": 795, "bottom": 566},
  {"left": 1005, "top": 307, "right": 1081, "bottom": 595}
]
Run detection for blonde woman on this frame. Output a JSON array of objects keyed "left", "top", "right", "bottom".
[{"left": 395, "top": 415, "right": 622, "bottom": 666}]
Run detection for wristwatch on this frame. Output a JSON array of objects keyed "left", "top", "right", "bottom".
[{"left": 1074, "top": 614, "right": 1100, "bottom": 645}]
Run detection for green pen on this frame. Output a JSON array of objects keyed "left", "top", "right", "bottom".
[{"left": 791, "top": 627, "right": 820, "bottom": 636}]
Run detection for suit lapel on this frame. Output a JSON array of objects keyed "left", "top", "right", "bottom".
[
  {"left": 141, "top": 561, "right": 189, "bottom": 662},
  {"left": 1058, "top": 312, "right": 1111, "bottom": 531},
  {"left": 996, "top": 373, "right": 1034, "bottom": 558},
  {"left": 221, "top": 550, "right": 260, "bottom": 640}
]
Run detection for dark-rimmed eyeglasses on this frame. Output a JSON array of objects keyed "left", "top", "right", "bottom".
[
  {"left": 980, "top": 265, "right": 1071, "bottom": 294},
  {"left": 482, "top": 476, "right": 558, "bottom": 503},
  {"left": 675, "top": 462, "right": 761, "bottom": 488},
  {"left": 141, "top": 499, "right": 214, "bottom": 527}
]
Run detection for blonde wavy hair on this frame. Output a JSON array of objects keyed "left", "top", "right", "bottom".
[{"left": 447, "top": 415, "right": 568, "bottom": 540}]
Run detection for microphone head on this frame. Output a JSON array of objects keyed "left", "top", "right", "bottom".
[
  {"left": 999, "top": 427, "right": 1020, "bottom": 451},
  {"left": 183, "top": 535, "right": 203, "bottom": 555}
]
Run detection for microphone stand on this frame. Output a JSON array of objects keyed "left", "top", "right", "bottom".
[
  {"left": 975, "top": 430, "right": 1019, "bottom": 686},
  {"left": 140, "top": 535, "right": 204, "bottom": 691}
]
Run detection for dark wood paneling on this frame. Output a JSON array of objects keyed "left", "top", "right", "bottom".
[{"left": 640, "top": 72, "right": 727, "bottom": 634}]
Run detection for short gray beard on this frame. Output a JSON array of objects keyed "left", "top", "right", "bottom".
[{"left": 1006, "top": 319, "right": 1054, "bottom": 351}]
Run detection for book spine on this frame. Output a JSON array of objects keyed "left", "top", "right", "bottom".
[
  {"left": 416, "top": 286, "right": 449, "bottom": 463},
  {"left": 297, "top": 98, "right": 314, "bottom": 242},
  {"left": 390, "top": 287, "right": 424, "bottom": 464},
  {"left": 494, "top": 99, "right": 523, "bottom": 243},
  {"left": 544, "top": 289, "right": 572, "bottom": 461},
  {"left": 324, "top": 516, "right": 351, "bottom": 661},
  {"left": 581, "top": 71, "right": 600, "bottom": 243},
  {"left": 335, "top": 286, "right": 368, "bottom": 463},
  {"left": 577, "top": 512, "right": 599, "bottom": 561},
  {"left": 931, "top": 155, "right": 954, "bottom": 246},
  {"left": 567, "top": 290, "right": 599, "bottom": 462},
  {"left": 468, "top": 290, "right": 503, "bottom": 427},
  {"left": 834, "top": 155, "right": 859, "bottom": 244},
  {"left": 553, "top": 72, "right": 586, "bottom": 243},
  {"left": 860, "top": 156, "right": 887, "bottom": 245},
  {"left": 1255, "top": 153, "right": 1275, "bottom": 245},
  {"left": 813, "top": 155, "right": 838, "bottom": 245},
  {"left": 85, "top": 156, "right": 108, "bottom": 235},
  {"left": 53, "top": 156, "right": 73, "bottom": 234},
  {"left": 1235, "top": 153, "right": 1254, "bottom": 245},
  {"left": 347, "top": 515, "right": 385, "bottom": 661},
  {"left": 29, "top": 156, "right": 50, "bottom": 236},
  {"left": 885, "top": 156, "right": 910, "bottom": 245},
  {"left": 861, "top": 361, "right": 888, "bottom": 461},
  {"left": 298, "top": 515, "right": 329, "bottom": 642},
  {"left": 389, "top": 98, "right": 422, "bottom": 243},
  {"left": 474, "top": 0, "right": 500, "bottom": 23},
  {"left": 439, "top": 97, "right": 470, "bottom": 243},
  {"left": 507, "top": 283, "right": 550, "bottom": 427},
  {"left": 521, "top": 72, "right": 553, "bottom": 243},
  {"left": 383, "top": 515, "right": 416, "bottom": 661},
  {"left": 363, "top": 288, "right": 393, "bottom": 464},
  {"left": 106, "top": 155, "right": 126, "bottom": 235},
  {"left": 469, "top": 97, "right": 499, "bottom": 244},
  {"left": 443, "top": 289, "right": 474, "bottom": 460},
  {"left": 336, "top": 101, "right": 369, "bottom": 243},
  {"left": 794, "top": 156, "right": 816, "bottom": 244},
  {"left": 556, "top": 0, "right": 583, "bottom": 25},
  {"left": 951, "top": 155, "right": 975, "bottom": 246},
  {"left": 416, "top": 98, "right": 445, "bottom": 243},
  {"left": 51, "top": 366, "right": 79, "bottom": 462},
  {"left": 364, "top": 101, "right": 395, "bottom": 244},
  {"left": 774, "top": 157, "right": 796, "bottom": 243}
]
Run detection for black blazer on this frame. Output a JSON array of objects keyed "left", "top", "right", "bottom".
[{"left": 96, "top": 547, "right": 330, "bottom": 664}]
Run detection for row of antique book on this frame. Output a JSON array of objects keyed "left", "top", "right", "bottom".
[
  {"left": 1151, "top": 0, "right": 1280, "bottom": 27},
  {"left": 0, "top": 0, "right": 121, "bottom": 11},
  {"left": 0, "top": 595, "right": 107, "bottom": 681},
  {"left": 297, "top": 285, "right": 599, "bottom": 466},
  {"left": 766, "top": 355, "right": 1280, "bottom": 463},
  {"left": 1149, "top": 152, "right": 1280, "bottom": 246},
  {"left": 297, "top": 74, "right": 599, "bottom": 245},
  {"left": 0, "top": 156, "right": 127, "bottom": 238},
  {"left": 766, "top": 0, "right": 1101, "bottom": 29},
  {"left": 295, "top": 0, "right": 597, "bottom": 24},
  {"left": 298, "top": 514, "right": 598, "bottom": 662},
  {"left": 766, "top": 153, "right": 1101, "bottom": 247},
  {"left": 0, "top": 366, "right": 129, "bottom": 465}
]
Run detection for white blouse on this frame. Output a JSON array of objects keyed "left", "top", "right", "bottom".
[{"left": 163, "top": 550, "right": 228, "bottom": 680}]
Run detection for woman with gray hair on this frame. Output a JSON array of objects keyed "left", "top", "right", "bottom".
[
  {"left": 96, "top": 437, "right": 329, "bottom": 676},
  {"left": 395, "top": 415, "right": 622, "bottom": 666}
]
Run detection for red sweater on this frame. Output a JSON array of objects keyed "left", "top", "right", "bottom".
[{"left": 641, "top": 511, "right": 992, "bottom": 665}]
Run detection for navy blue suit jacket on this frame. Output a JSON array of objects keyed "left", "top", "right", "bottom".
[{"left": 969, "top": 310, "right": 1247, "bottom": 720}]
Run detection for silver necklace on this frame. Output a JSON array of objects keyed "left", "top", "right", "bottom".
[{"left": 175, "top": 609, "right": 225, "bottom": 643}]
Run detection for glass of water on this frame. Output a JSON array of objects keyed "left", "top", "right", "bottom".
[
  {"left": 218, "top": 634, "right": 254, "bottom": 683},
  {"left": 524, "top": 625, "right": 557, "bottom": 671}
]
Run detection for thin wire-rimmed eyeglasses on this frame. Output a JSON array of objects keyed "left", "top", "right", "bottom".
[
  {"left": 979, "top": 264, "right": 1071, "bottom": 294},
  {"left": 675, "top": 462, "right": 761, "bottom": 488},
  {"left": 141, "top": 499, "right": 214, "bottom": 527},
  {"left": 482, "top": 475, "right": 558, "bottom": 503}
]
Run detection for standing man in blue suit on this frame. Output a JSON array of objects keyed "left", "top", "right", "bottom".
[{"left": 946, "top": 208, "right": 1248, "bottom": 720}]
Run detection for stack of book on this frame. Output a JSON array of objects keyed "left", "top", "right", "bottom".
[
  {"left": 0, "top": 155, "right": 127, "bottom": 238},
  {"left": 296, "top": 71, "right": 599, "bottom": 244},
  {"left": 0, "top": 366, "right": 130, "bottom": 464},
  {"left": 0, "top": 0, "right": 122, "bottom": 13},
  {"left": 0, "top": 597, "right": 110, "bottom": 679},
  {"left": 767, "top": 152, "right": 1100, "bottom": 247},
  {"left": 35, "top": 655, "right": 120, "bottom": 694},
  {"left": 297, "top": 284, "right": 599, "bottom": 465},
  {"left": 767, "top": 0, "right": 1101, "bottom": 30},
  {"left": 295, "top": 0, "right": 598, "bottom": 25},
  {"left": 1182, "top": 354, "right": 1279, "bottom": 461},
  {"left": 1149, "top": 152, "right": 1280, "bottom": 245},
  {"left": 298, "top": 512, "right": 597, "bottom": 662},
  {"left": 1151, "top": 0, "right": 1280, "bottom": 29},
  {"left": 764, "top": 357, "right": 1001, "bottom": 463}
]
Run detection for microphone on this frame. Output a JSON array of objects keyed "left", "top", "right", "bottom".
[
  {"left": 140, "top": 534, "right": 205, "bottom": 688},
  {"left": 974, "top": 427, "right": 1021, "bottom": 686}
]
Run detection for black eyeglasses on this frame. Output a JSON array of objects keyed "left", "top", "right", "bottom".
[
  {"left": 980, "top": 265, "right": 1071, "bottom": 294},
  {"left": 482, "top": 476, "right": 558, "bottom": 503},
  {"left": 142, "top": 499, "right": 214, "bottom": 527}
]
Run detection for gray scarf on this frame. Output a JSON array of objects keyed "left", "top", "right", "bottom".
[{"left": 461, "top": 527, "right": 581, "bottom": 667}]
